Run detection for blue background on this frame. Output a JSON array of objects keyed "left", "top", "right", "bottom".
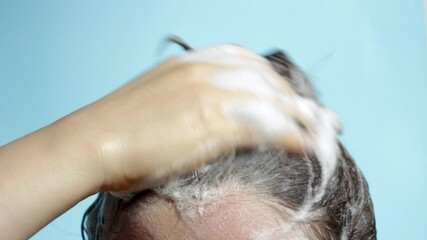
[{"left": 1, "top": 1, "right": 426, "bottom": 239}]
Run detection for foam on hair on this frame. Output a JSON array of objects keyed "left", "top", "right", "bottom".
[
  {"left": 83, "top": 147, "right": 375, "bottom": 240},
  {"left": 82, "top": 43, "right": 376, "bottom": 240}
]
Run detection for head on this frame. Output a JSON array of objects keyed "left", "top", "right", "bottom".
[{"left": 82, "top": 44, "right": 376, "bottom": 240}]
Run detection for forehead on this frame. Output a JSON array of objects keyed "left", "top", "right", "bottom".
[{"left": 114, "top": 191, "right": 295, "bottom": 240}]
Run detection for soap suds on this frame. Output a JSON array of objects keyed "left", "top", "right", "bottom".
[
  {"left": 180, "top": 44, "right": 270, "bottom": 66},
  {"left": 209, "top": 60, "right": 341, "bottom": 220},
  {"left": 116, "top": 44, "right": 341, "bottom": 225},
  {"left": 223, "top": 100, "right": 295, "bottom": 140},
  {"left": 212, "top": 67, "right": 278, "bottom": 98}
]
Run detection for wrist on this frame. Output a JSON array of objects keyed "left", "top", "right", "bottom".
[{"left": 48, "top": 116, "right": 105, "bottom": 195}]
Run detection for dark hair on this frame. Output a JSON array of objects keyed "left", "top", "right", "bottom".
[{"left": 81, "top": 45, "right": 376, "bottom": 240}]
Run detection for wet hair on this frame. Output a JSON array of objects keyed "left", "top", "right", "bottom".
[{"left": 81, "top": 41, "right": 376, "bottom": 240}]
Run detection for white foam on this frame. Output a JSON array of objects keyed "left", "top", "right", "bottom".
[
  {"left": 122, "top": 45, "right": 341, "bottom": 226},
  {"left": 212, "top": 67, "right": 277, "bottom": 98},
  {"left": 223, "top": 100, "right": 295, "bottom": 141},
  {"left": 287, "top": 104, "right": 339, "bottom": 221},
  {"left": 209, "top": 60, "right": 341, "bottom": 220},
  {"left": 179, "top": 44, "right": 270, "bottom": 66}
]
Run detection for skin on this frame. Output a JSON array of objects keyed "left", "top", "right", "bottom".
[
  {"left": 0, "top": 45, "right": 313, "bottom": 239},
  {"left": 114, "top": 189, "right": 293, "bottom": 240}
]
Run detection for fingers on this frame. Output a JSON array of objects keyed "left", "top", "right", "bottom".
[
  {"left": 217, "top": 99, "right": 309, "bottom": 152},
  {"left": 179, "top": 44, "right": 271, "bottom": 67},
  {"left": 110, "top": 44, "right": 341, "bottom": 198},
  {"left": 146, "top": 44, "right": 271, "bottom": 81},
  {"left": 194, "top": 63, "right": 315, "bottom": 152},
  {"left": 150, "top": 45, "right": 340, "bottom": 171}
]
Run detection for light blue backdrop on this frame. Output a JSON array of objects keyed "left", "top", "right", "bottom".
[{"left": 1, "top": 1, "right": 426, "bottom": 239}]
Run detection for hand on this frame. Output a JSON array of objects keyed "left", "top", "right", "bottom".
[
  {"left": 61, "top": 45, "right": 318, "bottom": 194},
  {"left": 0, "top": 44, "right": 325, "bottom": 239}
]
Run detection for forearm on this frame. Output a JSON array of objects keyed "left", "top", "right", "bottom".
[
  {"left": 0, "top": 45, "right": 320, "bottom": 239},
  {"left": 0, "top": 120, "right": 101, "bottom": 239}
]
